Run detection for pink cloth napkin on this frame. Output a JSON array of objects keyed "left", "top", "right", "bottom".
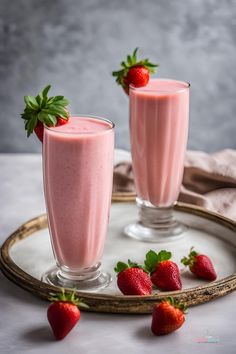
[{"left": 113, "top": 149, "right": 236, "bottom": 220}]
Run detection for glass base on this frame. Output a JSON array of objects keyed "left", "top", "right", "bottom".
[
  {"left": 41, "top": 263, "right": 111, "bottom": 292},
  {"left": 124, "top": 198, "right": 187, "bottom": 243}
]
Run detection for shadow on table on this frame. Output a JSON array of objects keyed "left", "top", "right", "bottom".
[
  {"left": 22, "top": 326, "right": 54, "bottom": 343},
  {"left": 135, "top": 325, "right": 180, "bottom": 341}
]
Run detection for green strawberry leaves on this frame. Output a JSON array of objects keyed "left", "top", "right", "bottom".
[
  {"left": 112, "top": 47, "right": 158, "bottom": 88},
  {"left": 181, "top": 247, "right": 198, "bottom": 267},
  {"left": 144, "top": 250, "right": 172, "bottom": 273},
  {"left": 42, "top": 84, "right": 51, "bottom": 97},
  {"left": 114, "top": 262, "right": 129, "bottom": 273},
  {"left": 21, "top": 85, "right": 69, "bottom": 137},
  {"left": 49, "top": 288, "right": 89, "bottom": 309},
  {"left": 164, "top": 297, "right": 188, "bottom": 314},
  {"left": 115, "top": 250, "right": 172, "bottom": 275},
  {"left": 144, "top": 250, "right": 159, "bottom": 273},
  {"left": 114, "top": 259, "right": 145, "bottom": 274}
]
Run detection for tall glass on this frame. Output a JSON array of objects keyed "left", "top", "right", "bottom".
[
  {"left": 125, "top": 79, "right": 190, "bottom": 242},
  {"left": 42, "top": 115, "right": 114, "bottom": 290}
]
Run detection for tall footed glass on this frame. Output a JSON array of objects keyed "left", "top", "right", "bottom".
[
  {"left": 124, "top": 79, "right": 190, "bottom": 242},
  {"left": 42, "top": 115, "right": 114, "bottom": 291}
]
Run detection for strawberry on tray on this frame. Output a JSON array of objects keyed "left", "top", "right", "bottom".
[
  {"left": 114, "top": 259, "right": 152, "bottom": 295},
  {"left": 144, "top": 250, "right": 182, "bottom": 291},
  {"left": 181, "top": 247, "right": 217, "bottom": 281}
]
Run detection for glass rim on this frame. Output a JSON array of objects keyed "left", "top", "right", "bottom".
[
  {"left": 44, "top": 114, "right": 115, "bottom": 135},
  {"left": 130, "top": 78, "right": 190, "bottom": 93}
]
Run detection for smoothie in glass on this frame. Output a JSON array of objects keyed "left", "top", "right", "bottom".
[
  {"left": 42, "top": 116, "right": 114, "bottom": 290},
  {"left": 130, "top": 79, "right": 189, "bottom": 207},
  {"left": 125, "top": 79, "right": 190, "bottom": 242}
]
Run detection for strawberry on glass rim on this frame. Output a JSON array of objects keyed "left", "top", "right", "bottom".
[
  {"left": 112, "top": 47, "right": 158, "bottom": 95},
  {"left": 21, "top": 85, "right": 70, "bottom": 143}
]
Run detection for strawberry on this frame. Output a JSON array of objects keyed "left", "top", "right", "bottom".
[
  {"left": 144, "top": 250, "right": 182, "bottom": 291},
  {"left": 114, "top": 259, "right": 152, "bottom": 295},
  {"left": 181, "top": 247, "right": 217, "bottom": 281},
  {"left": 33, "top": 115, "right": 69, "bottom": 142},
  {"left": 47, "top": 289, "right": 88, "bottom": 340},
  {"left": 151, "top": 297, "right": 186, "bottom": 336},
  {"left": 33, "top": 121, "right": 44, "bottom": 142},
  {"left": 112, "top": 48, "right": 158, "bottom": 95},
  {"left": 125, "top": 65, "right": 150, "bottom": 88},
  {"left": 21, "top": 85, "right": 70, "bottom": 142}
]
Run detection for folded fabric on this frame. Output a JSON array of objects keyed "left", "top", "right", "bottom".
[
  {"left": 113, "top": 162, "right": 135, "bottom": 193},
  {"left": 113, "top": 149, "right": 236, "bottom": 220}
]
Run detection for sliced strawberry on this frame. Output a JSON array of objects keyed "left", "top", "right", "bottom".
[
  {"left": 112, "top": 48, "right": 158, "bottom": 95},
  {"left": 114, "top": 259, "right": 152, "bottom": 295},
  {"left": 181, "top": 247, "right": 217, "bottom": 281},
  {"left": 144, "top": 250, "right": 182, "bottom": 291},
  {"left": 151, "top": 297, "right": 186, "bottom": 336}
]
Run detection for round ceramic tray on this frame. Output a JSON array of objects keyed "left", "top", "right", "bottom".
[{"left": 1, "top": 201, "right": 236, "bottom": 314}]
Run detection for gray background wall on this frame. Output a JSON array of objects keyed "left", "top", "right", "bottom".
[{"left": 0, "top": 0, "right": 235, "bottom": 153}]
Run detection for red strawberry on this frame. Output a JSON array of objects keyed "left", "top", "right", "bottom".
[
  {"left": 21, "top": 85, "right": 70, "bottom": 143},
  {"left": 144, "top": 250, "right": 182, "bottom": 291},
  {"left": 151, "top": 297, "right": 186, "bottom": 336},
  {"left": 151, "top": 261, "right": 182, "bottom": 291},
  {"left": 112, "top": 48, "right": 158, "bottom": 95},
  {"left": 34, "top": 121, "right": 44, "bottom": 143},
  {"left": 34, "top": 115, "right": 69, "bottom": 143},
  {"left": 181, "top": 247, "right": 217, "bottom": 281},
  {"left": 125, "top": 65, "right": 150, "bottom": 88},
  {"left": 57, "top": 116, "right": 69, "bottom": 126},
  {"left": 114, "top": 259, "right": 152, "bottom": 295},
  {"left": 47, "top": 289, "right": 88, "bottom": 340}
]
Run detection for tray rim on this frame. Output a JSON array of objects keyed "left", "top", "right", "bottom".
[{"left": 1, "top": 201, "right": 236, "bottom": 314}]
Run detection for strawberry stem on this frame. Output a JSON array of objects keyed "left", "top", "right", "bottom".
[
  {"left": 163, "top": 297, "right": 188, "bottom": 314},
  {"left": 49, "top": 288, "right": 89, "bottom": 309},
  {"left": 181, "top": 247, "right": 198, "bottom": 268},
  {"left": 114, "top": 259, "right": 145, "bottom": 274}
]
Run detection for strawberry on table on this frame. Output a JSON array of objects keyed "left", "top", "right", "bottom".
[
  {"left": 47, "top": 289, "right": 88, "bottom": 340},
  {"left": 21, "top": 85, "right": 70, "bottom": 142},
  {"left": 151, "top": 297, "right": 186, "bottom": 336},
  {"left": 114, "top": 259, "right": 152, "bottom": 295},
  {"left": 181, "top": 247, "right": 217, "bottom": 281},
  {"left": 112, "top": 48, "right": 158, "bottom": 95},
  {"left": 144, "top": 250, "right": 182, "bottom": 291}
]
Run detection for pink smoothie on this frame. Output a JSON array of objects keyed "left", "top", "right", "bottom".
[
  {"left": 130, "top": 79, "right": 189, "bottom": 207},
  {"left": 43, "top": 116, "right": 114, "bottom": 270}
]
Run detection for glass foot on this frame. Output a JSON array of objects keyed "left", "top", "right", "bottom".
[
  {"left": 41, "top": 263, "right": 111, "bottom": 292},
  {"left": 124, "top": 198, "right": 187, "bottom": 243}
]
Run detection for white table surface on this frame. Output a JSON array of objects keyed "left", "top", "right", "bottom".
[{"left": 0, "top": 152, "right": 236, "bottom": 354}]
